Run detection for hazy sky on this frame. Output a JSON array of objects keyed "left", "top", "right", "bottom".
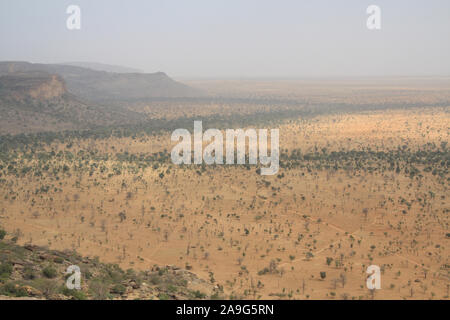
[{"left": 1, "top": 0, "right": 449, "bottom": 78}]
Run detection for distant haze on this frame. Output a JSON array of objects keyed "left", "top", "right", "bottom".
[
  {"left": 61, "top": 62, "right": 143, "bottom": 73},
  {"left": 1, "top": 0, "right": 449, "bottom": 79}
]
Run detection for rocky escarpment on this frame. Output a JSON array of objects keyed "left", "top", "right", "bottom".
[
  {"left": 0, "top": 61, "right": 203, "bottom": 135},
  {"left": 0, "top": 71, "right": 145, "bottom": 134},
  {"left": 0, "top": 72, "right": 67, "bottom": 103},
  {"left": 0, "top": 61, "right": 202, "bottom": 104}
]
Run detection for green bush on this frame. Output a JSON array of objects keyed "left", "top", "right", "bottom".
[
  {"left": 0, "top": 229, "right": 6, "bottom": 240},
  {"left": 23, "top": 266, "right": 36, "bottom": 280},
  {"left": 0, "top": 262, "right": 13, "bottom": 280},
  {"left": 167, "top": 284, "right": 177, "bottom": 293},
  {"left": 191, "top": 290, "right": 206, "bottom": 299},
  {"left": 0, "top": 282, "right": 27, "bottom": 297},
  {"left": 89, "top": 279, "right": 110, "bottom": 299},
  {"left": 42, "top": 266, "right": 58, "bottom": 279},
  {"left": 158, "top": 293, "right": 170, "bottom": 300},
  {"left": 53, "top": 257, "right": 64, "bottom": 264},
  {"left": 149, "top": 275, "right": 161, "bottom": 285},
  {"left": 110, "top": 283, "right": 126, "bottom": 295},
  {"left": 32, "top": 278, "right": 58, "bottom": 298},
  {"left": 61, "top": 287, "right": 87, "bottom": 300}
]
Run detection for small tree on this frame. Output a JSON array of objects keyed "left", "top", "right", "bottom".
[{"left": 340, "top": 273, "right": 347, "bottom": 288}]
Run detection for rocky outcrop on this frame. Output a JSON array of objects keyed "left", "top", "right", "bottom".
[
  {"left": 0, "top": 238, "right": 221, "bottom": 300},
  {"left": 0, "top": 72, "right": 66, "bottom": 102},
  {"left": 0, "top": 61, "right": 202, "bottom": 104}
]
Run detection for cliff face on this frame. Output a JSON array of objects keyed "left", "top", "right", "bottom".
[
  {"left": 28, "top": 74, "right": 66, "bottom": 100},
  {"left": 0, "top": 61, "right": 202, "bottom": 135},
  {"left": 0, "top": 72, "right": 67, "bottom": 102},
  {"left": 0, "top": 61, "right": 202, "bottom": 104},
  {"left": 0, "top": 71, "right": 145, "bottom": 135}
]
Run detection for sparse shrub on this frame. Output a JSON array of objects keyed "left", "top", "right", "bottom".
[
  {"left": 32, "top": 278, "right": 58, "bottom": 298},
  {"left": 53, "top": 257, "right": 64, "bottom": 264},
  {"left": 23, "top": 266, "right": 37, "bottom": 280},
  {"left": 158, "top": 292, "right": 170, "bottom": 300},
  {"left": 191, "top": 290, "right": 206, "bottom": 299},
  {"left": 167, "top": 284, "right": 177, "bottom": 293},
  {"left": 326, "top": 257, "right": 333, "bottom": 266},
  {"left": 158, "top": 267, "right": 167, "bottom": 276},
  {"left": 149, "top": 275, "right": 161, "bottom": 285},
  {"left": 110, "top": 283, "right": 126, "bottom": 295},
  {"left": 258, "top": 260, "right": 279, "bottom": 275},
  {"left": 89, "top": 279, "right": 110, "bottom": 299},
  {"left": 42, "top": 266, "right": 58, "bottom": 279},
  {"left": 0, "top": 282, "right": 27, "bottom": 297},
  {"left": 0, "top": 262, "right": 13, "bottom": 280},
  {"left": 61, "top": 287, "right": 87, "bottom": 300}
]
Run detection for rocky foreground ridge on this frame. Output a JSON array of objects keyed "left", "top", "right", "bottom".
[{"left": 0, "top": 228, "right": 221, "bottom": 300}]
